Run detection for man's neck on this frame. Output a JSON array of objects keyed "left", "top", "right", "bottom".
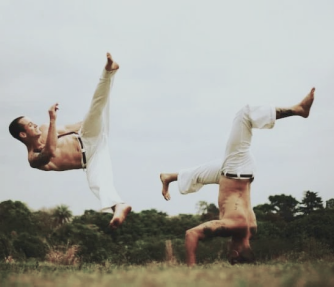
[{"left": 26, "top": 135, "right": 44, "bottom": 152}]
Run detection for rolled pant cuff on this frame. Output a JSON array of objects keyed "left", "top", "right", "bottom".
[{"left": 102, "top": 68, "right": 118, "bottom": 78}]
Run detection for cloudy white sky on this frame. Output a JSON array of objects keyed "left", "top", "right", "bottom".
[{"left": 1, "top": 0, "right": 334, "bottom": 216}]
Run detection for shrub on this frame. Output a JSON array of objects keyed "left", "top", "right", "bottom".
[
  {"left": 13, "top": 233, "right": 47, "bottom": 259},
  {"left": 0, "top": 234, "right": 11, "bottom": 259}
]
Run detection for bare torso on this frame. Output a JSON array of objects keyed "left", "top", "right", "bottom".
[
  {"left": 218, "top": 176, "right": 256, "bottom": 229},
  {"left": 28, "top": 124, "right": 83, "bottom": 171}
]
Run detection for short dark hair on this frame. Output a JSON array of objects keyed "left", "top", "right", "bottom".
[
  {"left": 228, "top": 248, "right": 256, "bottom": 265},
  {"left": 9, "top": 116, "right": 25, "bottom": 142}
]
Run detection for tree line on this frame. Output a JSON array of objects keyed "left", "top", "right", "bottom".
[{"left": 1, "top": 191, "right": 334, "bottom": 264}]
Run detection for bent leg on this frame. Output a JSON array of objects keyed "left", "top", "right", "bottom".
[
  {"left": 178, "top": 159, "right": 222, "bottom": 194},
  {"left": 221, "top": 104, "right": 276, "bottom": 176},
  {"left": 160, "top": 159, "right": 222, "bottom": 200},
  {"left": 223, "top": 87, "right": 315, "bottom": 174}
]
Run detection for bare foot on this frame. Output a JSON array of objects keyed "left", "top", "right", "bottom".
[
  {"left": 294, "top": 87, "right": 315, "bottom": 118},
  {"left": 109, "top": 203, "right": 132, "bottom": 229},
  {"left": 105, "top": 52, "right": 119, "bottom": 71},
  {"left": 160, "top": 173, "right": 175, "bottom": 201}
]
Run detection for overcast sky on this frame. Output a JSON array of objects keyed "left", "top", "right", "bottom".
[{"left": 1, "top": 0, "right": 334, "bottom": 216}]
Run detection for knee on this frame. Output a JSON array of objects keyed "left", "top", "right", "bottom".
[
  {"left": 233, "top": 105, "right": 251, "bottom": 125},
  {"left": 239, "top": 105, "right": 250, "bottom": 117}
]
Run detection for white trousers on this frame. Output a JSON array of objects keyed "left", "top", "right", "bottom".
[
  {"left": 178, "top": 105, "right": 276, "bottom": 194},
  {"left": 79, "top": 69, "right": 123, "bottom": 212}
]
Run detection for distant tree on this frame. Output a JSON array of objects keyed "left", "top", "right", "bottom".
[
  {"left": 0, "top": 234, "right": 12, "bottom": 258},
  {"left": 253, "top": 203, "right": 280, "bottom": 222},
  {"left": 326, "top": 199, "right": 334, "bottom": 209},
  {"left": 0, "top": 200, "right": 34, "bottom": 235},
  {"left": 201, "top": 203, "right": 219, "bottom": 221},
  {"left": 168, "top": 214, "right": 202, "bottom": 238},
  {"left": 51, "top": 222, "right": 115, "bottom": 263},
  {"left": 195, "top": 201, "right": 219, "bottom": 221},
  {"left": 268, "top": 194, "right": 299, "bottom": 222},
  {"left": 253, "top": 203, "right": 273, "bottom": 214},
  {"left": 32, "top": 209, "right": 54, "bottom": 236},
  {"left": 52, "top": 205, "right": 73, "bottom": 226},
  {"left": 13, "top": 232, "right": 48, "bottom": 259},
  {"left": 298, "top": 191, "right": 323, "bottom": 215},
  {"left": 196, "top": 201, "right": 209, "bottom": 215},
  {"left": 286, "top": 209, "right": 334, "bottom": 249}
]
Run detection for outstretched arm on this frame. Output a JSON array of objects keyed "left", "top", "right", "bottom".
[
  {"left": 29, "top": 103, "right": 59, "bottom": 168},
  {"left": 185, "top": 220, "right": 236, "bottom": 266}
]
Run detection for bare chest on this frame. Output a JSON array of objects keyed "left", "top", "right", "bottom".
[{"left": 38, "top": 132, "right": 81, "bottom": 156}]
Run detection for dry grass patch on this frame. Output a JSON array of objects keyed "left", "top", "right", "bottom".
[
  {"left": 1, "top": 261, "right": 334, "bottom": 287},
  {"left": 46, "top": 245, "right": 80, "bottom": 265}
]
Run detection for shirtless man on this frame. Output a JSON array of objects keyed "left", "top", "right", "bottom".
[
  {"left": 9, "top": 53, "right": 131, "bottom": 229},
  {"left": 160, "top": 88, "right": 315, "bottom": 266}
]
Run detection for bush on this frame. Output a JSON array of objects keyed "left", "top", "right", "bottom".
[
  {"left": 51, "top": 223, "right": 114, "bottom": 263},
  {"left": 0, "top": 234, "right": 11, "bottom": 259},
  {"left": 13, "top": 233, "right": 47, "bottom": 259},
  {"left": 125, "top": 239, "right": 166, "bottom": 264},
  {"left": 251, "top": 238, "right": 294, "bottom": 261}
]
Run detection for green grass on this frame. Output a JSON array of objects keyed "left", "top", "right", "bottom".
[{"left": 1, "top": 261, "right": 334, "bottom": 287}]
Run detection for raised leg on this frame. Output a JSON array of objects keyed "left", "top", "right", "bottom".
[
  {"left": 276, "top": 87, "right": 315, "bottom": 119},
  {"left": 103, "top": 53, "right": 129, "bottom": 229},
  {"left": 80, "top": 53, "right": 119, "bottom": 139}
]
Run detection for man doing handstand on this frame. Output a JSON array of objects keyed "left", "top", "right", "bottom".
[
  {"left": 160, "top": 88, "right": 315, "bottom": 266},
  {"left": 9, "top": 53, "right": 131, "bottom": 229}
]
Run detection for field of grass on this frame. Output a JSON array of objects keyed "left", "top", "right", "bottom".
[{"left": 1, "top": 260, "right": 334, "bottom": 287}]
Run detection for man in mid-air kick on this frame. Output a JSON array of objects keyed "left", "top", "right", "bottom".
[
  {"left": 160, "top": 88, "right": 315, "bottom": 266},
  {"left": 9, "top": 53, "right": 131, "bottom": 229}
]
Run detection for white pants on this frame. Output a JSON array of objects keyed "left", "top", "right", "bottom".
[
  {"left": 79, "top": 69, "right": 123, "bottom": 212},
  {"left": 178, "top": 105, "right": 276, "bottom": 194}
]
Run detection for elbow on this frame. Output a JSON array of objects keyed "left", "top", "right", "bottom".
[
  {"left": 185, "top": 229, "right": 198, "bottom": 244},
  {"left": 49, "top": 149, "right": 57, "bottom": 158}
]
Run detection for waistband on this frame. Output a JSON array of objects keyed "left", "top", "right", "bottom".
[
  {"left": 76, "top": 135, "right": 87, "bottom": 169},
  {"left": 223, "top": 171, "right": 254, "bottom": 181}
]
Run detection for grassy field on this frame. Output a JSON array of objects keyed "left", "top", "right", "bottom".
[{"left": 1, "top": 260, "right": 334, "bottom": 287}]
